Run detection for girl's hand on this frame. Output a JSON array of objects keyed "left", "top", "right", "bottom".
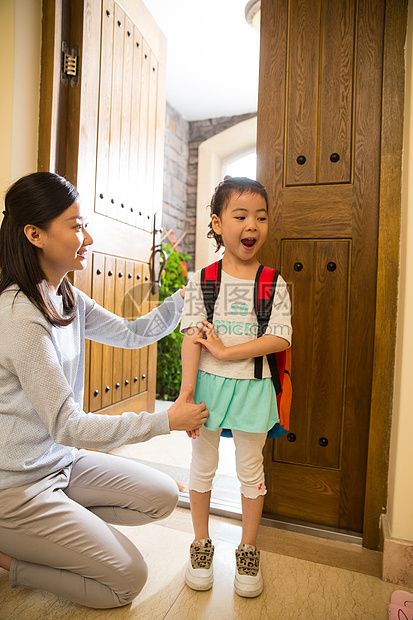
[
  {"left": 193, "top": 320, "right": 227, "bottom": 360},
  {"left": 187, "top": 429, "right": 200, "bottom": 439}
]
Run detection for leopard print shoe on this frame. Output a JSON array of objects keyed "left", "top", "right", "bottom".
[
  {"left": 185, "top": 538, "right": 215, "bottom": 591},
  {"left": 234, "top": 543, "right": 263, "bottom": 597}
]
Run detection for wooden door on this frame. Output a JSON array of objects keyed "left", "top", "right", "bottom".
[
  {"left": 38, "top": 0, "right": 166, "bottom": 416},
  {"left": 257, "top": 0, "right": 385, "bottom": 532}
]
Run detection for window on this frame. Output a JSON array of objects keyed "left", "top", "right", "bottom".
[{"left": 222, "top": 148, "right": 257, "bottom": 179}]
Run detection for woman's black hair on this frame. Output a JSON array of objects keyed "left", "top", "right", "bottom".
[
  {"left": 207, "top": 176, "right": 269, "bottom": 251},
  {"left": 0, "top": 171, "right": 80, "bottom": 326}
]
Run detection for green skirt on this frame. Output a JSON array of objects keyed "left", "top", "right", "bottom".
[{"left": 194, "top": 370, "right": 279, "bottom": 434}]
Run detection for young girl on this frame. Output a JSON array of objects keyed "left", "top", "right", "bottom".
[
  {"left": 0, "top": 171, "right": 208, "bottom": 609},
  {"left": 180, "top": 177, "right": 291, "bottom": 598}
]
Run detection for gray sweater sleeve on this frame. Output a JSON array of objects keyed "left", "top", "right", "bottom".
[
  {"left": 0, "top": 291, "right": 184, "bottom": 452},
  {"left": 81, "top": 288, "right": 184, "bottom": 348}
]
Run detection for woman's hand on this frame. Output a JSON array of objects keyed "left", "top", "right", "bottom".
[
  {"left": 193, "top": 320, "right": 227, "bottom": 360},
  {"left": 179, "top": 287, "right": 185, "bottom": 299},
  {"left": 167, "top": 385, "right": 208, "bottom": 435}
]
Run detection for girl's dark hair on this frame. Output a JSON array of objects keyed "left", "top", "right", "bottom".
[
  {"left": 0, "top": 171, "right": 80, "bottom": 326},
  {"left": 207, "top": 176, "right": 269, "bottom": 251}
]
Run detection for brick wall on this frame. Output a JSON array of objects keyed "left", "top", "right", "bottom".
[{"left": 162, "top": 103, "right": 190, "bottom": 246}]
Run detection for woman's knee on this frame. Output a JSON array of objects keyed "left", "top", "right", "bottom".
[
  {"left": 114, "top": 547, "right": 149, "bottom": 606},
  {"left": 151, "top": 476, "right": 179, "bottom": 521},
  {"left": 159, "top": 485, "right": 179, "bottom": 520}
]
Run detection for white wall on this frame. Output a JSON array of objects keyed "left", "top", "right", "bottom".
[
  {"left": 0, "top": 0, "right": 42, "bottom": 207},
  {"left": 387, "top": 0, "right": 413, "bottom": 543},
  {"left": 195, "top": 117, "right": 257, "bottom": 271}
]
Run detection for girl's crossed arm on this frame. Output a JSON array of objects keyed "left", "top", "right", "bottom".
[{"left": 194, "top": 320, "right": 289, "bottom": 361}]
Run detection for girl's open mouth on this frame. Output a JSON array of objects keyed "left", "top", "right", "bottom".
[{"left": 241, "top": 238, "right": 257, "bottom": 248}]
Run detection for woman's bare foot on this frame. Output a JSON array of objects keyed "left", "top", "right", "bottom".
[{"left": 0, "top": 551, "right": 13, "bottom": 571}]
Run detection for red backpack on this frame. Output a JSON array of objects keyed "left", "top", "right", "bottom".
[{"left": 200, "top": 259, "right": 292, "bottom": 438}]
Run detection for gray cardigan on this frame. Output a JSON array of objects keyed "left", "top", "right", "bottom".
[{"left": 0, "top": 285, "right": 184, "bottom": 489}]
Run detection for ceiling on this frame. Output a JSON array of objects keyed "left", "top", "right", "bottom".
[{"left": 142, "top": 0, "right": 260, "bottom": 121}]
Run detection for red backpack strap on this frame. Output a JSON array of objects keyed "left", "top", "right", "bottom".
[
  {"left": 253, "top": 265, "right": 279, "bottom": 380},
  {"left": 200, "top": 259, "right": 222, "bottom": 323}
]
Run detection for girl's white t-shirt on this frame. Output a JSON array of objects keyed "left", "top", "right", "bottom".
[{"left": 180, "top": 268, "right": 292, "bottom": 380}]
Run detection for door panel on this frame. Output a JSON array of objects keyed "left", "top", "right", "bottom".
[
  {"left": 39, "top": 0, "right": 166, "bottom": 416},
  {"left": 122, "top": 261, "right": 135, "bottom": 400},
  {"left": 88, "top": 252, "right": 155, "bottom": 413},
  {"left": 318, "top": 0, "right": 355, "bottom": 183},
  {"left": 95, "top": 0, "right": 114, "bottom": 218},
  {"left": 275, "top": 240, "right": 349, "bottom": 470},
  {"left": 286, "top": 0, "right": 321, "bottom": 186},
  {"left": 258, "top": 0, "right": 384, "bottom": 531},
  {"left": 89, "top": 252, "right": 105, "bottom": 411},
  {"left": 101, "top": 255, "right": 115, "bottom": 409},
  {"left": 112, "top": 259, "right": 126, "bottom": 404},
  {"left": 139, "top": 263, "right": 150, "bottom": 394},
  {"left": 131, "top": 262, "right": 144, "bottom": 396}
]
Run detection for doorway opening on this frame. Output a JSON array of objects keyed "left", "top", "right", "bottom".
[{"left": 110, "top": 400, "right": 242, "bottom": 517}]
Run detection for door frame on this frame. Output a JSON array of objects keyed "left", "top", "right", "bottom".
[{"left": 363, "top": 0, "right": 408, "bottom": 549}]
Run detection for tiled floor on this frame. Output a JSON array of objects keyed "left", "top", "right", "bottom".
[
  {"left": 1, "top": 411, "right": 412, "bottom": 619},
  {"left": 1, "top": 506, "right": 411, "bottom": 620}
]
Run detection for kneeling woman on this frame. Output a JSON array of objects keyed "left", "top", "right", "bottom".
[{"left": 0, "top": 172, "right": 207, "bottom": 609}]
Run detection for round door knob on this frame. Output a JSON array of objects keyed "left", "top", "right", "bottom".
[
  {"left": 94, "top": 390, "right": 99, "bottom": 397},
  {"left": 118, "top": 272, "right": 123, "bottom": 278},
  {"left": 297, "top": 155, "right": 306, "bottom": 165},
  {"left": 137, "top": 274, "right": 141, "bottom": 280},
  {"left": 142, "top": 374, "right": 146, "bottom": 380},
  {"left": 116, "top": 382, "right": 120, "bottom": 389},
  {"left": 327, "top": 262, "right": 336, "bottom": 272},
  {"left": 287, "top": 433, "right": 296, "bottom": 442},
  {"left": 125, "top": 379, "right": 129, "bottom": 386},
  {"left": 108, "top": 270, "right": 113, "bottom": 276},
  {"left": 105, "top": 386, "right": 110, "bottom": 393},
  {"left": 294, "top": 262, "right": 303, "bottom": 272},
  {"left": 145, "top": 276, "right": 149, "bottom": 281},
  {"left": 111, "top": 198, "right": 115, "bottom": 204},
  {"left": 319, "top": 437, "right": 329, "bottom": 447},
  {"left": 330, "top": 153, "right": 340, "bottom": 163},
  {"left": 96, "top": 269, "right": 101, "bottom": 275},
  {"left": 128, "top": 273, "right": 133, "bottom": 279},
  {"left": 99, "top": 193, "right": 104, "bottom": 199},
  {"left": 134, "top": 376, "right": 138, "bottom": 382}
]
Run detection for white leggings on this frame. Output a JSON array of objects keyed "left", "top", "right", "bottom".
[{"left": 189, "top": 427, "right": 267, "bottom": 499}]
